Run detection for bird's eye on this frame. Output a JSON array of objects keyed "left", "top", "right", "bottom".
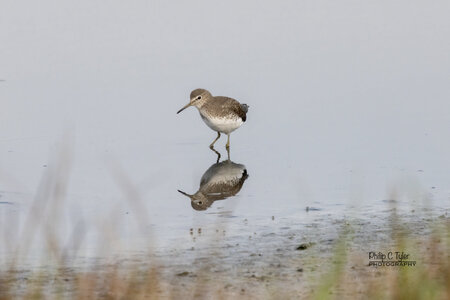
[
  {"left": 199, "top": 201, "right": 203, "bottom": 205},
  {"left": 197, "top": 96, "right": 202, "bottom": 100}
]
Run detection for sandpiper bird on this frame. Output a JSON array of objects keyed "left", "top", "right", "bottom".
[{"left": 177, "top": 89, "right": 248, "bottom": 149}]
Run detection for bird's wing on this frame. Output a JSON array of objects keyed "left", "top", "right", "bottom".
[{"left": 214, "top": 96, "right": 247, "bottom": 122}]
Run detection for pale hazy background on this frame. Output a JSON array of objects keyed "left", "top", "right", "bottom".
[{"left": 1, "top": 1, "right": 449, "bottom": 258}]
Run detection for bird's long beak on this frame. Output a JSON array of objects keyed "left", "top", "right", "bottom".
[
  {"left": 177, "top": 189, "right": 193, "bottom": 199},
  {"left": 177, "top": 102, "right": 192, "bottom": 114}
]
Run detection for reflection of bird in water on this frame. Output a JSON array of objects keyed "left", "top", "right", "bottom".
[{"left": 178, "top": 160, "right": 249, "bottom": 211}]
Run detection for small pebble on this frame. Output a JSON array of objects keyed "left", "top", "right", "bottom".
[{"left": 296, "top": 243, "right": 313, "bottom": 250}]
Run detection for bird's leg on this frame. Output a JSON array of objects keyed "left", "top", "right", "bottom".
[
  {"left": 210, "top": 147, "right": 221, "bottom": 163},
  {"left": 226, "top": 145, "right": 230, "bottom": 161},
  {"left": 209, "top": 132, "right": 221, "bottom": 149},
  {"left": 226, "top": 134, "right": 230, "bottom": 150}
]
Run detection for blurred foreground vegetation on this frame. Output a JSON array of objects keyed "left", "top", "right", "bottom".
[{"left": 0, "top": 146, "right": 448, "bottom": 299}]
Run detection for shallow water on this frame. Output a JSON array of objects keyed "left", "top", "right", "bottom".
[
  {"left": 1, "top": 0, "right": 450, "bottom": 267},
  {"left": 0, "top": 102, "right": 448, "bottom": 267}
]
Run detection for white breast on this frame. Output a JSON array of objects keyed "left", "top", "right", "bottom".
[{"left": 200, "top": 114, "right": 243, "bottom": 134}]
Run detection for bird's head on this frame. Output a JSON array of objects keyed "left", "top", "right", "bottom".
[
  {"left": 177, "top": 189, "right": 211, "bottom": 211},
  {"left": 177, "top": 88, "right": 212, "bottom": 114}
]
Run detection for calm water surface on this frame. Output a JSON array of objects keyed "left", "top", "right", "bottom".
[{"left": 0, "top": 87, "right": 448, "bottom": 266}]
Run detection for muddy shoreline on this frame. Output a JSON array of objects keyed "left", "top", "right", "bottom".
[{"left": 2, "top": 207, "right": 448, "bottom": 299}]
